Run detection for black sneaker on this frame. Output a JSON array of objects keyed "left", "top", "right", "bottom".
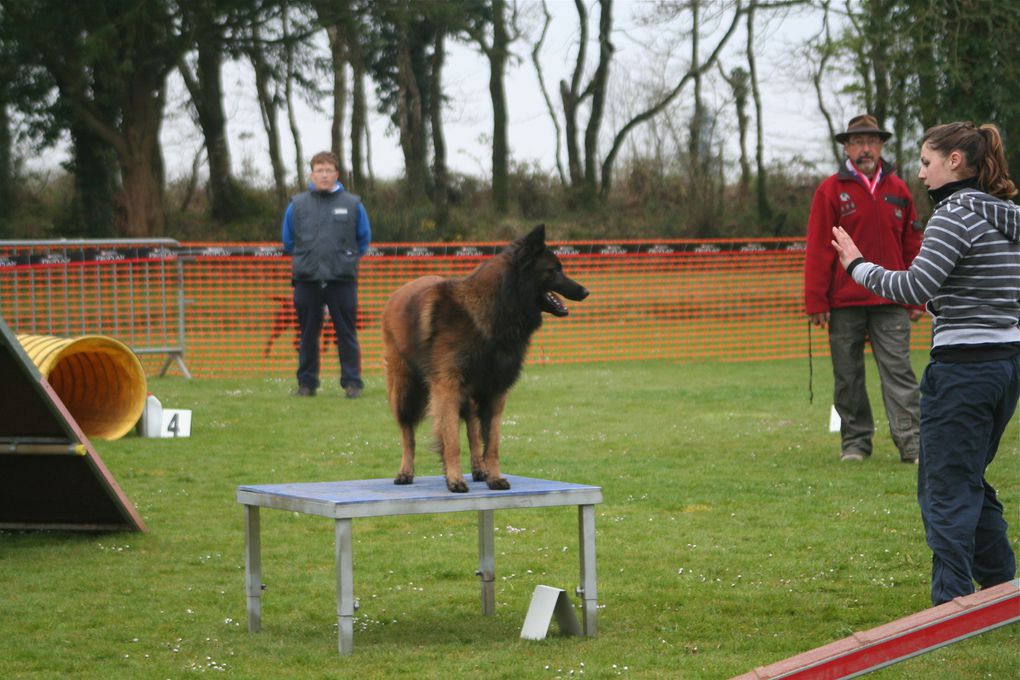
[
  {"left": 344, "top": 385, "right": 362, "bottom": 399},
  {"left": 292, "top": 385, "right": 316, "bottom": 397}
]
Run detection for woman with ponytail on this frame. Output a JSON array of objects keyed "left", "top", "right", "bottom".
[{"left": 831, "top": 121, "right": 1020, "bottom": 606}]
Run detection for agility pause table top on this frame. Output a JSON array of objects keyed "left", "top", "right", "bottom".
[
  {"left": 237, "top": 475, "right": 603, "bottom": 654},
  {"left": 236, "top": 474, "right": 603, "bottom": 517}
]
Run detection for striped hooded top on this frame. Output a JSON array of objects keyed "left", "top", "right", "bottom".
[{"left": 849, "top": 188, "right": 1020, "bottom": 349}]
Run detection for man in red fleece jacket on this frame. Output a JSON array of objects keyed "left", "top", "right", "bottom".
[{"left": 804, "top": 114, "right": 923, "bottom": 464}]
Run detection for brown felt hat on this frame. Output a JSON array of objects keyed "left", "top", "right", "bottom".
[{"left": 834, "top": 114, "right": 892, "bottom": 144}]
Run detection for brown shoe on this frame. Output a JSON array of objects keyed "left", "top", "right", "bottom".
[
  {"left": 344, "top": 385, "right": 362, "bottom": 399},
  {"left": 292, "top": 385, "right": 316, "bottom": 397}
]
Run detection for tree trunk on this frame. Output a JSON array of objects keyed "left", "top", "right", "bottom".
[
  {"left": 326, "top": 25, "right": 349, "bottom": 184},
  {"left": 51, "top": 61, "right": 169, "bottom": 237},
  {"left": 113, "top": 79, "right": 166, "bottom": 237},
  {"left": 350, "top": 39, "right": 368, "bottom": 191},
  {"left": 394, "top": 20, "right": 427, "bottom": 202},
  {"left": 721, "top": 66, "right": 751, "bottom": 202},
  {"left": 489, "top": 0, "right": 510, "bottom": 213},
  {"left": 531, "top": 0, "right": 567, "bottom": 187},
  {"left": 179, "top": 145, "right": 203, "bottom": 213},
  {"left": 283, "top": 12, "right": 305, "bottom": 193},
  {"left": 68, "top": 117, "right": 117, "bottom": 237},
  {"left": 581, "top": 0, "right": 612, "bottom": 205},
  {"left": 0, "top": 85, "right": 12, "bottom": 237},
  {"left": 804, "top": 0, "right": 840, "bottom": 165},
  {"left": 194, "top": 40, "right": 243, "bottom": 221},
  {"left": 746, "top": 3, "right": 772, "bottom": 226},
  {"left": 688, "top": 0, "right": 704, "bottom": 168},
  {"left": 176, "top": 3, "right": 244, "bottom": 224},
  {"left": 866, "top": 0, "right": 892, "bottom": 127},
  {"left": 249, "top": 28, "right": 289, "bottom": 211},
  {"left": 560, "top": 0, "right": 588, "bottom": 189},
  {"left": 430, "top": 30, "right": 449, "bottom": 226}
]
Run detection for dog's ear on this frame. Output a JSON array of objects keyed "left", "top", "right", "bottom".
[
  {"left": 526, "top": 224, "right": 546, "bottom": 244},
  {"left": 516, "top": 224, "right": 546, "bottom": 259},
  {"left": 509, "top": 224, "right": 547, "bottom": 265}
]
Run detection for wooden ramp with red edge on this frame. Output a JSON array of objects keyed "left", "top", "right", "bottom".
[
  {"left": 0, "top": 315, "right": 146, "bottom": 532},
  {"left": 733, "top": 579, "right": 1019, "bottom": 679}
]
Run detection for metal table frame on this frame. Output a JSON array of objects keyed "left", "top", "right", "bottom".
[{"left": 236, "top": 475, "right": 602, "bottom": 655}]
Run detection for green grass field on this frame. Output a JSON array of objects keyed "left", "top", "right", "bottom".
[{"left": 1, "top": 356, "right": 1017, "bottom": 679}]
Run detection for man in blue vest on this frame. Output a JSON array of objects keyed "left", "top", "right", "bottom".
[{"left": 282, "top": 151, "right": 371, "bottom": 398}]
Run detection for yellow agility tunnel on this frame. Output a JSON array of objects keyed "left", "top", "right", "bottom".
[{"left": 16, "top": 334, "right": 147, "bottom": 441}]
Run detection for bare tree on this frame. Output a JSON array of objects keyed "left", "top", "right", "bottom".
[
  {"left": 559, "top": 0, "right": 613, "bottom": 207},
  {"left": 176, "top": 1, "right": 250, "bottom": 222},
  {"left": 246, "top": 24, "right": 289, "bottom": 210},
  {"left": 559, "top": 0, "right": 590, "bottom": 192},
  {"left": 464, "top": 0, "right": 520, "bottom": 214},
  {"left": 688, "top": 0, "right": 705, "bottom": 170},
  {"left": 315, "top": 0, "right": 370, "bottom": 191},
  {"left": 348, "top": 25, "right": 369, "bottom": 191},
  {"left": 324, "top": 24, "right": 349, "bottom": 182},
  {"left": 583, "top": 0, "right": 613, "bottom": 204},
  {"left": 393, "top": 16, "right": 428, "bottom": 201},
  {"left": 746, "top": 1, "right": 772, "bottom": 225},
  {"left": 282, "top": 10, "right": 305, "bottom": 192},
  {"left": 719, "top": 64, "right": 751, "bottom": 200},
  {"left": 598, "top": 2, "right": 745, "bottom": 201},
  {"left": 529, "top": 0, "right": 567, "bottom": 187},
  {"left": 430, "top": 30, "right": 449, "bottom": 224},
  {"left": 800, "top": 0, "right": 841, "bottom": 165}
]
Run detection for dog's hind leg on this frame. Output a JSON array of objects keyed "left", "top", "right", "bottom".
[
  {"left": 394, "top": 422, "right": 416, "bottom": 485},
  {"left": 479, "top": 392, "right": 510, "bottom": 490},
  {"left": 430, "top": 379, "right": 469, "bottom": 492},
  {"left": 388, "top": 358, "right": 426, "bottom": 485},
  {"left": 465, "top": 400, "right": 486, "bottom": 482}
]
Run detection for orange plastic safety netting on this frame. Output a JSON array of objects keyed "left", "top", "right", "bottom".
[{"left": 0, "top": 238, "right": 933, "bottom": 379}]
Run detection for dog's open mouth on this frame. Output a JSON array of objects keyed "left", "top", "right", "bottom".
[{"left": 541, "top": 291, "right": 569, "bottom": 317}]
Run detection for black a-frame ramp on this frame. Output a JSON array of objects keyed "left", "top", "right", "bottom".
[{"left": 0, "top": 315, "right": 146, "bottom": 532}]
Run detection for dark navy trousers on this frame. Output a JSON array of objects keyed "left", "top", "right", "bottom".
[
  {"left": 917, "top": 355, "right": 1019, "bottom": 605},
  {"left": 293, "top": 280, "right": 362, "bottom": 391}
]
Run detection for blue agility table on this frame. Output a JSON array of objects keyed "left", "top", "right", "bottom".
[{"left": 236, "top": 475, "right": 603, "bottom": 654}]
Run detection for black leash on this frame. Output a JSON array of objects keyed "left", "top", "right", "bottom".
[{"left": 807, "top": 320, "right": 814, "bottom": 404}]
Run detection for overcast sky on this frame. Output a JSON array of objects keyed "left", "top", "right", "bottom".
[{"left": 153, "top": 1, "right": 851, "bottom": 186}]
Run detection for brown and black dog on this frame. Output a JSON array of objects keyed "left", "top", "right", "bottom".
[{"left": 382, "top": 225, "right": 589, "bottom": 492}]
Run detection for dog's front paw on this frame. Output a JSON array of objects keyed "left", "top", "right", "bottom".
[
  {"left": 486, "top": 477, "right": 511, "bottom": 490},
  {"left": 394, "top": 474, "right": 414, "bottom": 485},
  {"left": 446, "top": 478, "right": 469, "bottom": 493}
]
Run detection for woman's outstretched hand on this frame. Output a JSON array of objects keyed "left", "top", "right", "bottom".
[{"left": 831, "top": 226, "right": 863, "bottom": 270}]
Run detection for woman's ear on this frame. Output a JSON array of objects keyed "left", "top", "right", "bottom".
[{"left": 949, "top": 150, "right": 963, "bottom": 172}]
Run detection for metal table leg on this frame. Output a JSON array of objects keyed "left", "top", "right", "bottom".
[
  {"left": 335, "top": 518, "right": 355, "bottom": 655},
  {"left": 478, "top": 509, "right": 495, "bottom": 615},
  {"left": 244, "top": 505, "right": 262, "bottom": 632},
  {"left": 578, "top": 504, "right": 598, "bottom": 637}
]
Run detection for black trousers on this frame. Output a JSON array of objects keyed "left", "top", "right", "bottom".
[
  {"left": 293, "top": 280, "right": 362, "bottom": 390},
  {"left": 918, "top": 355, "right": 1019, "bottom": 605}
]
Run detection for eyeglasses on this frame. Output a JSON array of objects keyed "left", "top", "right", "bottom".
[{"left": 846, "top": 137, "right": 883, "bottom": 148}]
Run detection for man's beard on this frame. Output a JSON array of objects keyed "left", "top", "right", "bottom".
[{"left": 855, "top": 154, "right": 876, "bottom": 172}]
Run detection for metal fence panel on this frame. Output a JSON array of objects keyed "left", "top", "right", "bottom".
[{"left": 0, "top": 239, "right": 190, "bottom": 377}]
